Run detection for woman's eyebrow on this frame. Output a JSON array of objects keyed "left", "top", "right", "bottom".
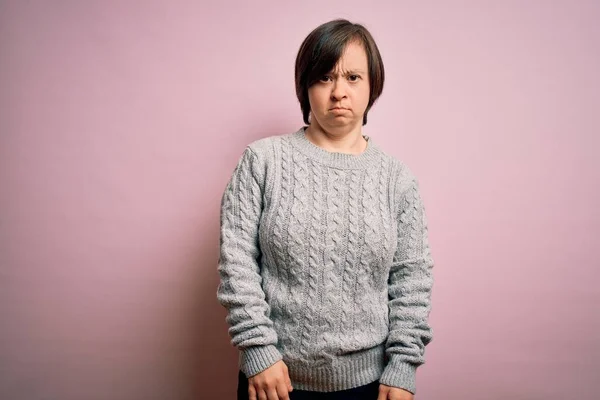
[{"left": 328, "top": 69, "right": 365, "bottom": 76}]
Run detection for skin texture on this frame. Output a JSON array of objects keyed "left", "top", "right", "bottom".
[
  {"left": 248, "top": 40, "right": 415, "bottom": 400},
  {"left": 247, "top": 360, "right": 293, "bottom": 400},
  {"left": 304, "top": 39, "right": 371, "bottom": 155},
  {"left": 378, "top": 384, "right": 414, "bottom": 400}
]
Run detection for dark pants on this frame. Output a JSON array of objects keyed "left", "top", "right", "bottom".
[{"left": 237, "top": 370, "right": 380, "bottom": 400}]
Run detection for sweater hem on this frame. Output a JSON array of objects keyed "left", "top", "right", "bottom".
[{"left": 285, "top": 344, "right": 385, "bottom": 392}]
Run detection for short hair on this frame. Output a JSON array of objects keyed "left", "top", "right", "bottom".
[{"left": 294, "top": 19, "right": 385, "bottom": 126}]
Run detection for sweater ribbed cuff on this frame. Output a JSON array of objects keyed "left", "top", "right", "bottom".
[
  {"left": 379, "top": 358, "right": 418, "bottom": 394},
  {"left": 240, "top": 345, "right": 283, "bottom": 377}
]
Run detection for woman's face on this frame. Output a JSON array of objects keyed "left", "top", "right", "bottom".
[{"left": 307, "top": 40, "right": 370, "bottom": 132}]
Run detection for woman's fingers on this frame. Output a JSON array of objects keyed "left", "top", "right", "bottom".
[
  {"left": 249, "top": 381, "right": 289, "bottom": 400},
  {"left": 248, "top": 383, "right": 257, "bottom": 400},
  {"left": 247, "top": 360, "right": 293, "bottom": 400},
  {"left": 283, "top": 364, "right": 293, "bottom": 391},
  {"left": 266, "top": 387, "right": 280, "bottom": 400},
  {"left": 276, "top": 382, "right": 290, "bottom": 400},
  {"left": 377, "top": 384, "right": 389, "bottom": 400},
  {"left": 257, "top": 387, "right": 268, "bottom": 400}
]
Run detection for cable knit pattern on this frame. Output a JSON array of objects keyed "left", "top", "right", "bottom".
[
  {"left": 266, "top": 141, "right": 293, "bottom": 357},
  {"left": 317, "top": 167, "right": 346, "bottom": 365},
  {"left": 294, "top": 152, "right": 317, "bottom": 363},
  {"left": 360, "top": 162, "right": 383, "bottom": 343},
  {"left": 342, "top": 170, "right": 363, "bottom": 352},
  {"left": 217, "top": 126, "right": 434, "bottom": 394}
]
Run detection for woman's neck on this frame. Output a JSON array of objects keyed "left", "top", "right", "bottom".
[{"left": 304, "top": 123, "right": 368, "bottom": 155}]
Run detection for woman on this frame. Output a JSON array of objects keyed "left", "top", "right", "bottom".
[{"left": 217, "top": 19, "right": 434, "bottom": 400}]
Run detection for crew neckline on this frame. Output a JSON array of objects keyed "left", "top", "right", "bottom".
[{"left": 289, "top": 126, "right": 381, "bottom": 169}]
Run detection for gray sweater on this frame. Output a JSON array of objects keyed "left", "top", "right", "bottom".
[{"left": 217, "top": 126, "right": 434, "bottom": 394}]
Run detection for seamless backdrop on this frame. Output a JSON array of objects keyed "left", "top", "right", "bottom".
[{"left": 1, "top": 1, "right": 599, "bottom": 399}]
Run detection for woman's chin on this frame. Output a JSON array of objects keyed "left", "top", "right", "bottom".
[{"left": 326, "top": 117, "right": 359, "bottom": 128}]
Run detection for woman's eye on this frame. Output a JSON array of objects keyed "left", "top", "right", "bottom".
[
  {"left": 349, "top": 75, "right": 359, "bottom": 81},
  {"left": 320, "top": 75, "right": 331, "bottom": 82}
]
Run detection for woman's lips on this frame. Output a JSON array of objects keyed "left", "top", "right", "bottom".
[{"left": 330, "top": 107, "right": 349, "bottom": 112}]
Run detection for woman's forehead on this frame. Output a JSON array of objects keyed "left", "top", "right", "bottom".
[{"left": 331, "top": 45, "right": 369, "bottom": 73}]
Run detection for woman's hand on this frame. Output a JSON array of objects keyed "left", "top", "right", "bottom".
[
  {"left": 378, "top": 384, "right": 414, "bottom": 400},
  {"left": 247, "top": 360, "right": 293, "bottom": 400}
]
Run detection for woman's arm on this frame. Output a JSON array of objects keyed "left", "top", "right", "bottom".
[
  {"left": 217, "top": 146, "right": 282, "bottom": 377},
  {"left": 379, "top": 174, "right": 435, "bottom": 395}
]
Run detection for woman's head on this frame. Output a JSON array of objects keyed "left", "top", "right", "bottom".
[{"left": 295, "top": 19, "right": 385, "bottom": 129}]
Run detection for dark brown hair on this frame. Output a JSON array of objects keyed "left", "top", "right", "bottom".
[{"left": 294, "top": 19, "right": 385, "bottom": 126}]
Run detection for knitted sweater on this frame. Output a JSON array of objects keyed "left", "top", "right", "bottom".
[{"left": 217, "top": 126, "right": 434, "bottom": 394}]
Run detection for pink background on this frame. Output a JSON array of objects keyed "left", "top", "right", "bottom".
[{"left": 1, "top": 1, "right": 599, "bottom": 399}]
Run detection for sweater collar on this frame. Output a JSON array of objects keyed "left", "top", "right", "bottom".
[{"left": 289, "top": 126, "right": 381, "bottom": 169}]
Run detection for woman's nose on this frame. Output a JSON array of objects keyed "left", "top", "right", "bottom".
[{"left": 331, "top": 80, "right": 348, "bottom": 100}]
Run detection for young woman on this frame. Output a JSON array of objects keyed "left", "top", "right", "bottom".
[{"left": 217, "top": 19, "right": 435, "bottom": 400}]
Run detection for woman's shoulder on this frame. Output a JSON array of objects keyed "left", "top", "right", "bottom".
[
  {"left": 244, "top": 129, "right": 297, "bottom": 159},
  {"left": 372, "top": 146, "right": 425, "bottom": 208},
  {"left": 245, "top": 134, "right": 280, "bottom": 156},
  {"left": 374, "top": 145, "right": 418, "bottom": 183}
]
